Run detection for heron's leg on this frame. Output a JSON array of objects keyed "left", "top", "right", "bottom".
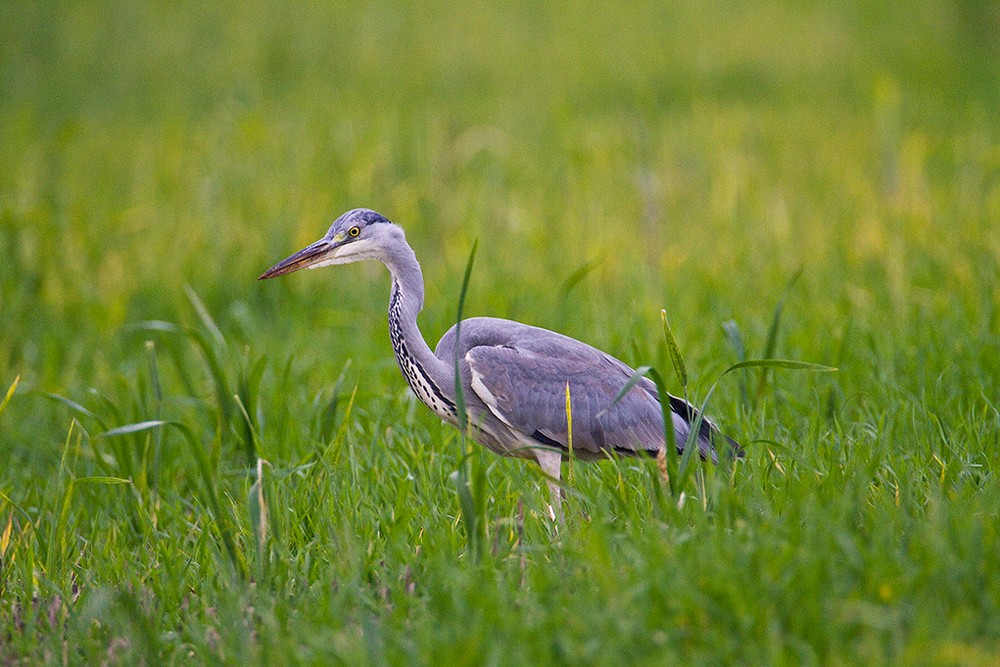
[{"left": 534, "top": 448, "right": 564, "bottom": 523}]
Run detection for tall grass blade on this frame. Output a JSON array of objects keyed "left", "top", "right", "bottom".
[
  {"left": 755, "top": 267, "right": 803, "bottom": 405},
  {"left": 660, "top": 310, "right": 688, "bottom": 388},
  {"left": 565, "top": 382, "right": 574, "bottom": 482},
  {"left": 233, "top": 394, "right": 258, "bottom": 467},
  {"left": 658, "top": 309, "right": 694, "bottom": 501},
  {"left": 0, "top": 375, "right": 19, "bottom": 417},
  {"left": 0, "top": 513, "right": 12, "bottom": 562},
  {"left": 608, "top": 365, "right": 679, "bottom": 496},
  {"left": 453, "top": 239, "right": 478, "bottom": 434},
  {"left": 234, "top": 393, "right": 261, "bottom": 464},
  {"left": 647, "top": 367, "right": 680, "bottom": 498},
  {"left": 43, "top": 393, "right": 108, "bottom": 430},
  {"left": 318, "top": 362, "right": 351, "bottom": 443},
  {"left": 0, "top": 490, "right": 35, "bottom": 529},
  {"left": 249, "top": 457, "right": 269, "bottom": 577},
  {"left": 604, "top": 365, "right": 653, "bottom": 414},
  {"left": 334, "top": 385, "right": 358, "bottom": 453},
  {"left": 145, "top": 341, "right": 163, "bottom": 404},
  {"left": 45, "top": 423, "right": 75, "bottom": 575},
  {"left": 559, "top": 258, "right": 600, "bottom": 296},
  {"left": 451, "top": 463, "right": 480, "bottom": 560},
  {"left": 187, "top": 327, "right": 233, "bottom": 429},
  {"left": 453, "top": 240, "right": 483, "bottom": 559},
  {"left": 722, "top": 320, "right": 749, "bottom": 404},
  {"left": 237, "top": 353, "right": 268, "bottom": 464},
  {"left": 184, "top": 284, "right": 227, "bottom": 351},
  {"left": 722, "top": 320, "right": 746, "bottom": 362},
  {"left": 145, "top": 341, "right": 164, "bottom": 495}
]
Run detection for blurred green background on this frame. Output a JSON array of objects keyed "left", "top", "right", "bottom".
[
  {"left": 2, "top": 0, "right": 1000, "bottom": 663},
  {"left": 3, "top": 0, "right": 997, "bottom": 424}
]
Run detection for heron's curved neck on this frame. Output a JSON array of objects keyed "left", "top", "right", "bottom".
[
  {"left": 382, "top": 240, "right": 452, "bottom": 402},
  {"left": 383, "top": 239, "right": 426, "bottom": 335}
]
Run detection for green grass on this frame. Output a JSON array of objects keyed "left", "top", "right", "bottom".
[{"left": 2, "top": 0, "right": 1000, "bottom": 663}]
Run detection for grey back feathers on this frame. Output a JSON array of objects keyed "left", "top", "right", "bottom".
[{"left": 435, "top": 317, "right": 730, "bottom": 463}]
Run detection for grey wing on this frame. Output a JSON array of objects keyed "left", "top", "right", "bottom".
[
  {"left": 435, "top": 317, "right": 734, "bottom": 462},
  {"left": 463, "top": 343, "right": 672, "bottom": 458}
]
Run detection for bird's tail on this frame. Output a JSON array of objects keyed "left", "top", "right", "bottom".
[{"left": 668, "top": 395, "right": 744, "bottom": 464}]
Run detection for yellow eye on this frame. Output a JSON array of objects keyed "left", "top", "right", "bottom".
[{"left": 348, "top": 226, "right": 360, "bottom": 238}]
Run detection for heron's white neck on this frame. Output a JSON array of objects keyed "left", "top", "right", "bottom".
[
  {"left": 382, "top": 236, "right": 426, "bottom": 326},
  {"left": 381, "top": 238, "right": 454, "bottom": 410}
]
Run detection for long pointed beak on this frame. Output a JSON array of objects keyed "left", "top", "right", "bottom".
[{"left": 259, "top": 238, "right": 333, "bottom": 279}]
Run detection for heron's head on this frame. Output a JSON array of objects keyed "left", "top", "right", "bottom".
[{"left": 259, "top": 208, "right": 401, "bottom": 279}]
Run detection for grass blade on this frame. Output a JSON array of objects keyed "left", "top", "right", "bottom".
[
  {"left": 0, "top": 513, "right": 12, "bottom": 563},
  {"left": 145, "top": 341, "right": 164, "bottom": 495},
  {"left": 603, "top": 365, "right": 653, "bottom": 414},
  {"left": 249, "top": 457, "right": 270, "bottom": 578},
  {"left": 661, "top": 310, "right": 687, "bottom": 389},
  {"left": 762, "top": 267, "right": 803, "bottom": 360},
  {"left": 318, "top": 361, "right": 351, "bottom": 443},
  {"left": 234, "top": 393, "right": 261, "bottom": 463},
  {"left": 43, "top": 393, "right": 108, "bottom": 430},
  {"left": 722, "top": 320, "right": 746, "bottom": 362},
  {"left": 453, "top": 239, "right": 478, "bottom": 433},
  {"left": 126, "top": 320, "right": 185, "bottom": 334},
  {"left": 755, "top": 267, "right": 803, "bottom": 404},
  {"left": 451, "top": 465, "right": 479, "bottom": 557},
  {"left": 73, "top": 476, "right": 132, "bottom": 486},
  {"left": 559, "top": 258, "right": 600, "bottom": 296},
  {"left": 0, "top": 375, "right": 19, "bottom": 417},
  {"left": 453, "top": 240, "right": 483, "bottom": 559},
  {"left": 729, "top": 359, "right": 838, "bottom": 373},
  {"left": 184, "top": 284, "right": 227, "bottom": 351},
  {"left": 237, "top": 353, "right": 268, "bottom": 464},
  {"left": 101, "top": 421, "right": 170, "bottom": 438},
  {"left": 606, "top": 365, "right": 680, "bottom": 496},
  {"left": 187, "top": 327, "right": 234, "bottom": 429},
  {"left": 565, "top": 382, "right": 574, "bottom": 482},
  {"left": 646, "top": 367, "right": 680, "bottom": 497},
  {"left": 722, "top": 320, "right": 749, "bottom": 404}
]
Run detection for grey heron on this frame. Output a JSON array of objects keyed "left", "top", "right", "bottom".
[{"left": 260, "top": 208, "right": 742, "bottom": 511}]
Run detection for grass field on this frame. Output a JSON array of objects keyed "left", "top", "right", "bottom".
[{"left": 2, "top": 0, "right": 1000, "bottom": 664}]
